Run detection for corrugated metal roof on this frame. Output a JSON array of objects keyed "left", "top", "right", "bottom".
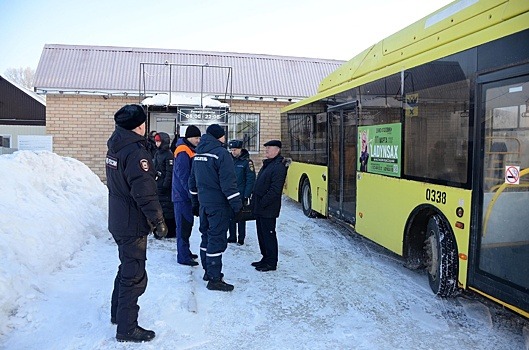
[{"left": 34, "top": 44, "right": 345, "bottom": 99}]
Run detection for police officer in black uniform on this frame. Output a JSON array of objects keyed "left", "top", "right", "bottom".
[
  {"left": 188, "top": 124, "right": 242, "bottom": 292},
  {"left": 153, "top": 132, "right": 176, "bottom": 239},
  {"left": 106, "top": 104, "right": 168, "bottom": 343}
]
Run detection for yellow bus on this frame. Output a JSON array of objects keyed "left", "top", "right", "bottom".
[{"left": 281, "top": 0, "right": 529, "bottom": 317}]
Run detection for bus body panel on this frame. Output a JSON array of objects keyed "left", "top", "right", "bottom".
[
  {"left": 284, "top": 161, "right": 328, "bottom": 215},
  {"left": 356, "top": 172, "right": 472, "bottom": 287}
]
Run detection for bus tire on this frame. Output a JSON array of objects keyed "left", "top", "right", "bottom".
[
  {"left": 425, "top": 215, "right": 458, "bottom": 297},
  {"left": 301, "top": 179, "right": 317, "bottom": 218}
]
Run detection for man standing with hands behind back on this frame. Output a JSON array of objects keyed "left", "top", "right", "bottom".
[
  {"left": 106, "top": 104, "right": 167, "bottom": 343},
  {"left": 251, "top": 140, "right": 288, "bottom": 272}
]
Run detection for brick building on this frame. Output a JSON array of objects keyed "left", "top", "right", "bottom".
[{"left": 34, "top": 44, "right": 345, "bottom": 181}]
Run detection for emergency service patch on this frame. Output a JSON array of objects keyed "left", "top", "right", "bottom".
[
  {"left": 140, "top": 159, "right": 150, "bottom": 171},
  {"left": 105, "top": 156, "right": 118, "bottom": 169},
  {"left": 249, "top": 160, "right": 255, "bottom": 172}
]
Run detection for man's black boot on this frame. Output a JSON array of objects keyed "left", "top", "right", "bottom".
[
  {"left": 251, "top": 260, "right": 264, "bottom": 267},
  {"left": 256, "top": 264, "right": 277, "bottom": 272},
  {"left": 116, "top": 326, "right": 155, "bottom": 342},
  {"left": 207, "top": 278, "right": 234, "bottom": 292}
]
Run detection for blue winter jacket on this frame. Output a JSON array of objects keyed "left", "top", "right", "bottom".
[
  {"left": 188, "top": 134, "right": 242, "bottom": 213},
  {"left": 172, "top": 138, "right": 195, "bottom": 203}
]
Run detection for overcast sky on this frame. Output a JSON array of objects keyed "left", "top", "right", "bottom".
[{"left": 0, "top": 0, "right": 453, "bottom": 74}]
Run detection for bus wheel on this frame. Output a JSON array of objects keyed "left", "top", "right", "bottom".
[
  {"left": 424, "top": 215, "right": 458, "bottom": 297},
  {"left": 301, "top": 179, "right": 317, "bottom": 218}
]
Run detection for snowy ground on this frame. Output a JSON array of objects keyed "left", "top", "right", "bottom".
[{"left": 1, "top": 151, "right": 528, "bottom": 350}]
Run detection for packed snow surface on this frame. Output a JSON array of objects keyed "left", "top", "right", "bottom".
[{"left": 1, "top": 151, "right": 528, "bottom": 349}]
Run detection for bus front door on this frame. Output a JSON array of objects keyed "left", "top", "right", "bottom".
[
  {"left": 472, "top": 67, "right": 529, "bottom": 314},
  {"left": 327, "top": 107, "right": 358, "bottom": 225}
]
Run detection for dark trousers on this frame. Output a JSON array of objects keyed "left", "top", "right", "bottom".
[
  {"left": 111, "top": 235, "right": 148, "bottom": 335},
  {"left": 199, "top": 205, "right": 231, "bottom": 280},
  {"left": 228, "top": 219, "right": 246, "bottom": 243},
  {"left": 256, "top": 217, "right": 278, "bottom": 267},
  {"left": 174, "top": 201, "right": 194, "bottom": 263},
  {"left": 165, "top": 217, "right": 176, "bottom": 238}
]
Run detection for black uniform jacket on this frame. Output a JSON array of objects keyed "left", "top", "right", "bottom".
[
  {"left": 106, "top": 126, "right": 164, "bottom": 237},
  {"left": 153, "top": 132, "right": 174, "bottom": 219},
  {"left": 188, "top": 134, "right": 242, "bottom": 213},
  {"left": 232, "top": 149, "right": 256, "bottom": 199},
  {"left": 251, "top": 154, "right": 288, "bottom": 218}
]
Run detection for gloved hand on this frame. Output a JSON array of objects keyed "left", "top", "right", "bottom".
[
  {"left": 192, "top": 205, "right": 199, "bottom": 217},
  {"left": 153, "top": 220, "right": 168, "bottom": 238},
  {"left": 233, "top": 209, "right": 243, "bottom": 222},
  {"left": 229, "top": 197, "right": 243, "bottom": 214}
]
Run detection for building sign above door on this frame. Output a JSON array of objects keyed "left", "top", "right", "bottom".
[{"left": 178, "top": 107, "right": 229, "bottom": 123}]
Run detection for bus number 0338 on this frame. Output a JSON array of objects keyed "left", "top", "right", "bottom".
[{"left": 425, "top": 189, "right": 447, "bottom": 204}]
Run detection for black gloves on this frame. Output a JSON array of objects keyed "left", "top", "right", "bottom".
[
  {"left": 192, "top": 205, "right": 199, "bottom": 217},
  {"left": 153, "top": 220, "right": 168, "bottom": 238},
  {"left": 229, "top": 197, "right": 243, "bottom": 214},
  {"left": 233, "top": 209, "right": 244, "bottom": 222}
]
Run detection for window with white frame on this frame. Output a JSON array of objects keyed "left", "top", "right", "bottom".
[{"left": 228, "top": 113, "right": 259, "bottom": 152}]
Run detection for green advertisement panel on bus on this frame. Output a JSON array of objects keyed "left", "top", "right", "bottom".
[{"left": 358, "top": 123, "right": 401, "bottom": 177}]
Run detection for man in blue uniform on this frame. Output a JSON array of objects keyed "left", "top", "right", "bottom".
[
  {"left": 106, "top": 104, "right": 168, "bottom": 343},
  {"left": 251, "top": 140, "right": 288, "bottom": 272},
  {"left": 188, "top": 124, "right": 243, "bottom": 291},
  {"left": 227, "top": 139, "right": 255, "bottom": 245},
  {"left": 172, "top": 125, "right": 201, "bottom": 266}
]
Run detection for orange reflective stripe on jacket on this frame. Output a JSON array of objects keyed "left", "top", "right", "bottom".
[{"left": 174, "top": 144, "right": 195, "bottom": 158}]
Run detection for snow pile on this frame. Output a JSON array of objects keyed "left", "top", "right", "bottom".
[
  {"left": 0, "top": 151, "right": 108, "bottom": 336},
  {"left": 141, "top": 93, "right": 229, "bottom": 108}
]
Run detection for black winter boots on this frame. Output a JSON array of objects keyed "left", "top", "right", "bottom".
[
  {"left": 207, "top": 278, "right": 234, "bottom": 292},
  {"left": 116, "top": 326, "right": 155, "bottom": 343}
]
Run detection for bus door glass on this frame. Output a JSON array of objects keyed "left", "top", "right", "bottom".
[
  {"left": 327, "top": 107, "right": 358, "bottom": 224},
  {"left": 476, "top": 71, "right": 529, "bottom": 309}
]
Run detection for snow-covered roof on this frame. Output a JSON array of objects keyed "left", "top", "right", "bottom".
[
  {"left": 141, "top": 93, "right": 229, "bottom": 108},
  {"left": 0, "top": 74, "right": 46, "bottom": 106}
]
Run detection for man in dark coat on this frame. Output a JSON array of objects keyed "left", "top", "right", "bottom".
[
  {"left": 172, "top": 125, "right": 201, "bottom": 266},
  {"left": 153, "top": 132, "right": 176, "bottom": 239},
  {"left": 106, "top": 104, "right": 168, "bottom": 343},
  {"left": 251, "top": 140, "right": 288, "bottom": 272},
  {"left": 188, "top": 124, "right": 242, "bottom": 291},
  {"left": 227, "top": 139, "right": 255, "bottom": 245}
]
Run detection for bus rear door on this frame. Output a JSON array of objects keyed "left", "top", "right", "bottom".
[{"left": 327, "top": 103, "right": 358, "bottom": 225}]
